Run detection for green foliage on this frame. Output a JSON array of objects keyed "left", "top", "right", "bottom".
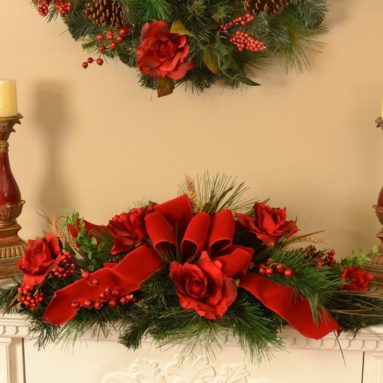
[
  {"left": 328, "top": 292, "right": 383, "bottom": 336},
  {"left": 341, "top": 247, "right": 378, "bottom": 268},
  {"left": 121, "top": 0, "right": 172, "bottom": 22},
  {"left": 270, "top": 248, "right": 343, "bottom": 320},
  {"left": 119, "top": 269, "right": 282, "bottom": 360},
  {"left": 65, "top": 213, "right": 113, "bottom": 271}
]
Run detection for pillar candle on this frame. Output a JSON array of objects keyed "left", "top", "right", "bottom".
[{"left": 0, "top": 80, "right": 18, "bottom": 118}]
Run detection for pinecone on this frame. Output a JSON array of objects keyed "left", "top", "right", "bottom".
[
  {"left": 84, "top": 0, "right": 126, "bottom": 28},
  {"left": 246, "top": 0, "right": 289, "bottom": 16}
]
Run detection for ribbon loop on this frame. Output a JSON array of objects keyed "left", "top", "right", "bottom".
[
  {"left": 181, "top": 212, "right": 211, "bottom": 259},
  {"left": 208, "top": 210, "right": 235, "bottom": 255}
]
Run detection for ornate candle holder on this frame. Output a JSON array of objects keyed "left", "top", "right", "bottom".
[{"left": 0, "top": 114, "right": 25, "bottom": 278}]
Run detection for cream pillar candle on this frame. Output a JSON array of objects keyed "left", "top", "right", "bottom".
[{"left": 0, "top": 80, "right": 17, "bottom": 118}]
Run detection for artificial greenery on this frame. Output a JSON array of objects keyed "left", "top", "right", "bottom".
[{"left": 32, "top": 0, "right": 329, "bottom": 95}]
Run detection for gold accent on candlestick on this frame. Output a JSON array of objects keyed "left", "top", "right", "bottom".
[
  {"left": 0, "top": 114, "right": 25, "bottom": 278},
  {"left": 376, "top": 117, "right": 383, "bottom": 130}
]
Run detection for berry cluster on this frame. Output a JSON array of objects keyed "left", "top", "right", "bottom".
[
  {"left": 230, "top": 31, "right": 265, "bottom": 52},
  {"left": 82, "top": 28, "right": 130, "bottom": 69},
  {"left": 73, "top": 271, "right": 137, "bottom": 310},
  {"left": 51, "top": 251, "right": 76, "bottom": 278},
  {"left": 219, "top": 14, "right": 265, "bottom": 53},
  {"left": 82, "top": 57, "right": 104, "bottom": 69},
  {"left": 220, "top": 13, "right": 255, "bottom": 31},
  {"left": 34, "top": 0, "right": 72, "bottom": 17},
  {"left": 17, "top": 285, "right": 44, "bottom": 311},
  {"left": 305, "top": 246, "right": 336, "bottom": 269},
  {"left": 258, "top": 258, "right": 293, "bottom": 278}
]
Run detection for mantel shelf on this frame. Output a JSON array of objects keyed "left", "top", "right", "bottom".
[{"left": 1, "top": 312, "right": 383, "bottom": 352}]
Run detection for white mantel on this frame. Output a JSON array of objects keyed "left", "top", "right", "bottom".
[{"left": 2, "top": 313, "right": 383, "bottom": 383}]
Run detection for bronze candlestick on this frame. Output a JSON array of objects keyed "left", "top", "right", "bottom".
[{"left": 0, "top": 114, "right": 25, "bottom": 278}]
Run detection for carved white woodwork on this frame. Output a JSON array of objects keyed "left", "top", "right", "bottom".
[
  {"left": 101, "top": 354, "right": 254, "bottom": 383},
  {"left": 2, "top": 313, "right": 383, "bottom": 383}
]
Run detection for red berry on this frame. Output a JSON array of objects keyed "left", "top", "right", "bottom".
[
  {"left": 266, "top": 267, "right": 273, "bottom": 276},
  {"left": 94, "top": 301, "right": 102, "bottom": 310},
  {"left": 82, "top": 62, "right": 88, "bottom": 69},
  {"left": 106, "top": 32, "right": 114, "bottom": 41},
  {"left": 96, "top": 58, "right": 104, "bottom": 66},
  {"left": 119, "top": 297, "right": 127, "bottom": 305},
  {"left": 110, "top": 42, "right": 117, "bottom": 49},
  {"left": 108, "top": 300, "right": 117, "bottom": 308},
  {"left": 284, "top": 268, "right": 293, "bottom": 278},
  {"left": 96, "top": 33, "right": 104, "bottom": 41},
  {"left": 259, "top": 266, "right": 266, "bottom": 275},
  {"left": 116, "top": 35, "right": 123, "bottom": 43},
  {"left": 98, "top": 46, "right": 106, "bottom": 53},
  {"left": 84, "top": 300, "right": 92, "bottom": 308},
  {"left": 111, "top": 289, "right": 119, "bottom": 296},
  {"left": 276, "top": 263, "right": 284, "bottom": 273},
  {"left": 87, "top": 57, "right": 94, "bottom": 63},
  {"left": 71, "top": 300, "right": 79, "bottom": 308}
]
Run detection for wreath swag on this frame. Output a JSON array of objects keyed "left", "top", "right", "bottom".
[{"left": 32, "top": 0, "right": 328, "bottom": 96}]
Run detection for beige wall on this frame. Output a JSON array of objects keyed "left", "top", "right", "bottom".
[{"left": 0, "top": 0, "right": 382, "bottom": 257}]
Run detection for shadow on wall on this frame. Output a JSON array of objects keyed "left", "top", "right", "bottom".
[
  {"left": 327, "top": 0, "right": 351, "bottom": 27},
  {"left": 31, "top": 81, "right": 73, "bottom": 216}
]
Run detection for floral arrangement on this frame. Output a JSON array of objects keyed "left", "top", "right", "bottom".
[
  {"left": 2, "top": 174, "right": 382, "bottom": 358},
  {"left": 31, "top": 0, "right": 328, "bottom": 96}
]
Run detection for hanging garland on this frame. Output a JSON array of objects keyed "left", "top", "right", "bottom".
[
  {"left": 31, "top": 0, "right": 328, "bottom": 96},
  {"left": 1, "top": 174, "right": 383, "bottom": 358}
]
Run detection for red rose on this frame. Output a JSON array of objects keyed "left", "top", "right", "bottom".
[
  {"left": 169, "top": 251, "right": 237, "bottom": 320},
  {"left": 136, "top": 21, "right": 194, "bottom": 80},
  {"left": 108, "top": 206, "right": 152, "bottom": 255},
  {"left": 341, "top": 266, "right": 374, "bottom": 291},
  {"left": 236, "top": 202, "right": 298, "bottom": 246},
  {"left": 17, "top": 232, "right": 61, "bottom": 286}
]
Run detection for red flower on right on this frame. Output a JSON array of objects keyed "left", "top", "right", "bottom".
[
  {"left": 236, "top": 202, "right": 298, "bottom": 246},
  {"left": 341, "top": 266, "right": 374, "bottom": 291}
]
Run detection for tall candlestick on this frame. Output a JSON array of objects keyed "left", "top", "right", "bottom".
[
  {"left": 0, "top": 113, "right": 25, "bottom": 278},
  {"left": 0, "top": 80, "right": 17, "bottom": 118}
]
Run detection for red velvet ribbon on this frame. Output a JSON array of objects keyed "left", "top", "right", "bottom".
[
  {"left": 43, "top": 244, "right": 163, "bottom": 324},
  {"left": 44, "top": 195, "right": 193, "bottom": 325},
  {"left": 240, "top": 273, "right": 339, "bottom": 339}
]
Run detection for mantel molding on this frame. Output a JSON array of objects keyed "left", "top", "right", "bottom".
[{"left": 1, "top": 313, "right": 383, "bottom": 352}]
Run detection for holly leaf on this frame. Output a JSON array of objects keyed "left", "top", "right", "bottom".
[
  {"left": 157, "top": 78, "right": 175, "bottom": 97},
  {"left": 170, "top": 20, "right": 194, "bottom": 37},
  {"left": 203, "top": 47, "right": 220, "bottom": 75}
]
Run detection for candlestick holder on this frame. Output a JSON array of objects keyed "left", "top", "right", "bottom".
[
  {"left": 0, "top": 114, "right": 25, "bottom": 278},
  {"left": 364, "top": 117, "right": 383, "bottom": 284}
]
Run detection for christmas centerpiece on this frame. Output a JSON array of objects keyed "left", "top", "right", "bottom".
[
  {"left": 1, "top": 174, "right": 382, "bottom": 358},
  {"left": 31, "top": 0, "right": 328, "bottom": 96}
]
